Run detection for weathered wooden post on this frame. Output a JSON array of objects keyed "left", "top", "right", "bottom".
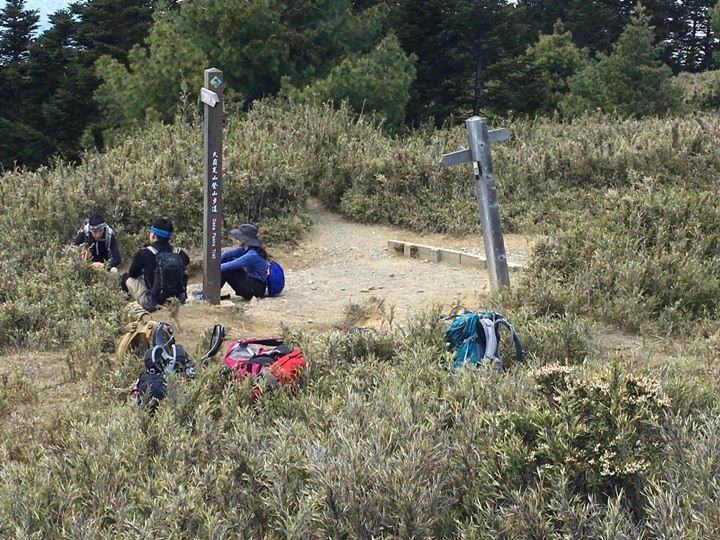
[
  {"left": 201, "top": 68, "right": 224, "bottom": 305},
  {"left": 441, "top": 116, "right": 510, "bottom": 290}
]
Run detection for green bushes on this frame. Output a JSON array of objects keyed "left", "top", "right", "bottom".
[
  {"left": 7, "top": 103, "right": 719, "bottom": 347},
  {"left": 4, "top": 319, "right": 713, "bottom": 537},
  {"left": 0, "top": 248, "right": 126, "bottom": 350},
  {"left": 513, "top": 181, "right": 720, "bottom": 333}
]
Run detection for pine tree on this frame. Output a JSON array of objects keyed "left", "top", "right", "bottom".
[
  {"left": 27, "top": 10, "right": 97, "bottom": 160},
  {"left": 95, "top": 0, "right": 399, "bottom": 140},
  {"left": 560, "top": 5, "right": 682, "bottom": 118},
  {"left": 284, "top": 33, "right": 416, "bottom": 129},
  {"left": 0, "top": 0, "right": 37, "bottom": 65},
  {"left": 0, "top": 0, "right": 39, "bottom": 119},
  {"left": 389, "top": 0, "right": 524, "bottom": 125},
  {"left": 0, "top": 0, "right": 53, "bottom": 169},
  {"left": 70, "top": 0, "right": 155, "bottom": 65},
  {"left": 486, "top": 21, "right": 584, "bottom": 117}
]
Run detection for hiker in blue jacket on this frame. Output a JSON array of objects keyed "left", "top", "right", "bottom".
[{"left": 220, "top": 223, "right": 269, "bottom": 300}]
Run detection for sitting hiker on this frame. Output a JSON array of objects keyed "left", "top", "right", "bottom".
[
  {"left": 121, "top": 217, "right": 190, "bottom": 312},
  {"left": 220, "top": 223, "right": 270, "bottom": 300},
  {"left": 71, "top": 213, "right": 121, "bottom": 272}
]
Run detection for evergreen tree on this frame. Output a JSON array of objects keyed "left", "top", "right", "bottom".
[
  {"left": 95, "top": 12, "right": 208, "bottom": 144},
  {"left": 0, "top": 117, "right": 53, "bottom": 170},
  {"left": 284, "top": 33, "right": 416, "bottom": 128},
  {"left": 0, "top": 0, "right": 39, "bottom": 119},
  {"left": 0, "top": 0, "right": 37, "bottom": 65},
  {"left": 70, "top": 0, "right": 154, "bottom": 65},
  {"left": 670, "top": 0, "right": 716, "bottom": 72},
  {"left": 515, "top": 0, "right": 717, "bottom": 73},
  {"left": 560, "top": 5, "right": 682, "bottom": 118},
  {"left": 25, "top": 10, "right": 89, "bottom": 161},
  {"left": 486, "top": 21, "right": 584, "bottom": 117},
  {"left": 95, "top": 0, "right": 397, "bottom": 139},
  {"left": 0, "top": 0, "right": 156, "bottom": 166},
  {"left": 515, "top": 0, "right": 635, "bottom": 54},
  {"left": 67, "top": 0, "right": 156, "bottom": 151},
  {"left": 0, "top": 0, "right": 50, "bottom": 168},
  {"left": 389, "top": 0, "right": 524, "bottom": 125}
]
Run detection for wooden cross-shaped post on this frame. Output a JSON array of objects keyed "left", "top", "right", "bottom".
[{"left": 441, "top": 116, "right": 510, "bottom": 290}]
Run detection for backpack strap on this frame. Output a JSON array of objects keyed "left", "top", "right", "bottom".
[
  {"left": 490, "top": 314, "right": 524, "bottom": 367},
  {"left": 477, "top": 316, "right": 500, "bottom": 369},
  {"left": 148, "top": 246, "right": 181, "bottom": 256},
  {"left": 103, "top": 226, "right": 114, "bottom": 251},
  {"left": 198, "top": 324, "right": 226, "bottom": 363}
]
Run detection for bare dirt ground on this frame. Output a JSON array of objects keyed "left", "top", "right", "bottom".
[
  {"left": 1, "top": 201, "right": 535, "bottom": 451},
  {"left": 178, "top": 199, "right": 536, "bottom": 345},
  {"left": 1, "top": 201, "right": 668, "bottom": 452}
]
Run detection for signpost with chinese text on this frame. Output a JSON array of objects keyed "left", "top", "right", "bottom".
[
  {"left": 202, "top": 67, "right": 223, "bottom": 304},
  {"left": 441, "top": 116, "right": 510, "bottom": 290}
]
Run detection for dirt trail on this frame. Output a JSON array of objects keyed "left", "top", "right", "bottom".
[
  {"left": 179, "top": 200, "right": 534, "bottom": 344},
  {"left": 0, "top": 202, "right": 534, "bottom": 448},
  {"left": 0, "top": 203, "right": 677, "bottom": 455}
]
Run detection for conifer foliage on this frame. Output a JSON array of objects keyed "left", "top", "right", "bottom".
[{"left": 560, "top": 6, "right": 682, "bottom": 118}]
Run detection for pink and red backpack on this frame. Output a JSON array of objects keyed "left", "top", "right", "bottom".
[{"left": 223, "top": 337, "right": 306, "bottom": 397}]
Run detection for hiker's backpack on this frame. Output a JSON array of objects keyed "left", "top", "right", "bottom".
[
  {"left": 142, "top": 322, "right": 194, "bottom": 376},
  {"left": 266, "top": 260, "right": 285, "bottom": 297},
  {"left": 132, "top": 322, "right": 194, "bottom": 410},
  {"left": 222, "top": 337, "right": 305, "bottom": 398},
  {"left": 82, "top": 223, "right": 114, "bottom": 250},
  {"left": 444, "top": 310, "right": 524, "bottom": 372},
  {"left": 133, "top": 366, "right": 166, "bottom": 412},
  {"left": 117, "top": 312, "right": 157, "bottom": 361},
  {"left": 147, "top": 246, "right": 185, "bottom": 304}
]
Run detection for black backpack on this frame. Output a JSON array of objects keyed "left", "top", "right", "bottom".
[
  {"left": 132, "top": 322, "right": 194, "bottom": 412},
  {"left": 147, "top": 246, "right": 185, "bottom": 304}
]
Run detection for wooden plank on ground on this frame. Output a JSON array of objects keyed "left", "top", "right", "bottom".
[{"left": 388, "top": 239, "right": 524, "bottom": 273}]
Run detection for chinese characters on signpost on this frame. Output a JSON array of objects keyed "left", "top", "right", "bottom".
[{"left": 202, "top": 68, "right": 223, "bottom": 304}]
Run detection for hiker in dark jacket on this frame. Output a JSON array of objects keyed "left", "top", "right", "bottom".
[
  {"left": 71, "top": 213, "right": 121, "bottom": 272},
  {"left": 220, "top": 223, "right": 269, "bottom": 300},
  {"left": 121, "top": 217, "right": 190, "bottom": 312}
]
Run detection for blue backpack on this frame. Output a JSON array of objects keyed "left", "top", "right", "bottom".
[
  {"left": 444, "top": 310, "right": 524, "bottom": 372},
  {"left": 266, "top": 260, "right": 285, "bottom": 297}
]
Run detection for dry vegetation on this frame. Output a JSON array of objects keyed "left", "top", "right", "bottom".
[{"left": 0, "top": 99, "right": 719, "bottom": 538}]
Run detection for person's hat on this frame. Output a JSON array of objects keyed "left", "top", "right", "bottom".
[
  {"left": 231, "top": 223, "right": 262, "bottom": 247},
  {"left": 88, "top": 213, "right": 106, "bottom": 232},
  {"left": 150, "top": 217, "right": 174, "bottom": 239}
]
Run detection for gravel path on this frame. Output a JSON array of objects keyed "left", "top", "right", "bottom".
[{"left": 184, "top": 200, "right": 533, "bottom": 337}]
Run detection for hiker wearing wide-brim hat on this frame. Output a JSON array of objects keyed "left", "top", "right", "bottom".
[
  {"left": 219, "top": 223, "right": 269, "bottom": 300},
  {"left": 71, "top": 212, "right": 122, "bottom": 272},
  {"left": 231, "top": 223, "right": 263, "bottom": 247}
]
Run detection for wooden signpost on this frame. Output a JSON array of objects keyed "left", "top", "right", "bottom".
[
  {"left": 441, "top": 116, "right": 511, "bottom": 290},
  {"left": 202, "top": 67, "right": 224, "bottom": 305}
]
